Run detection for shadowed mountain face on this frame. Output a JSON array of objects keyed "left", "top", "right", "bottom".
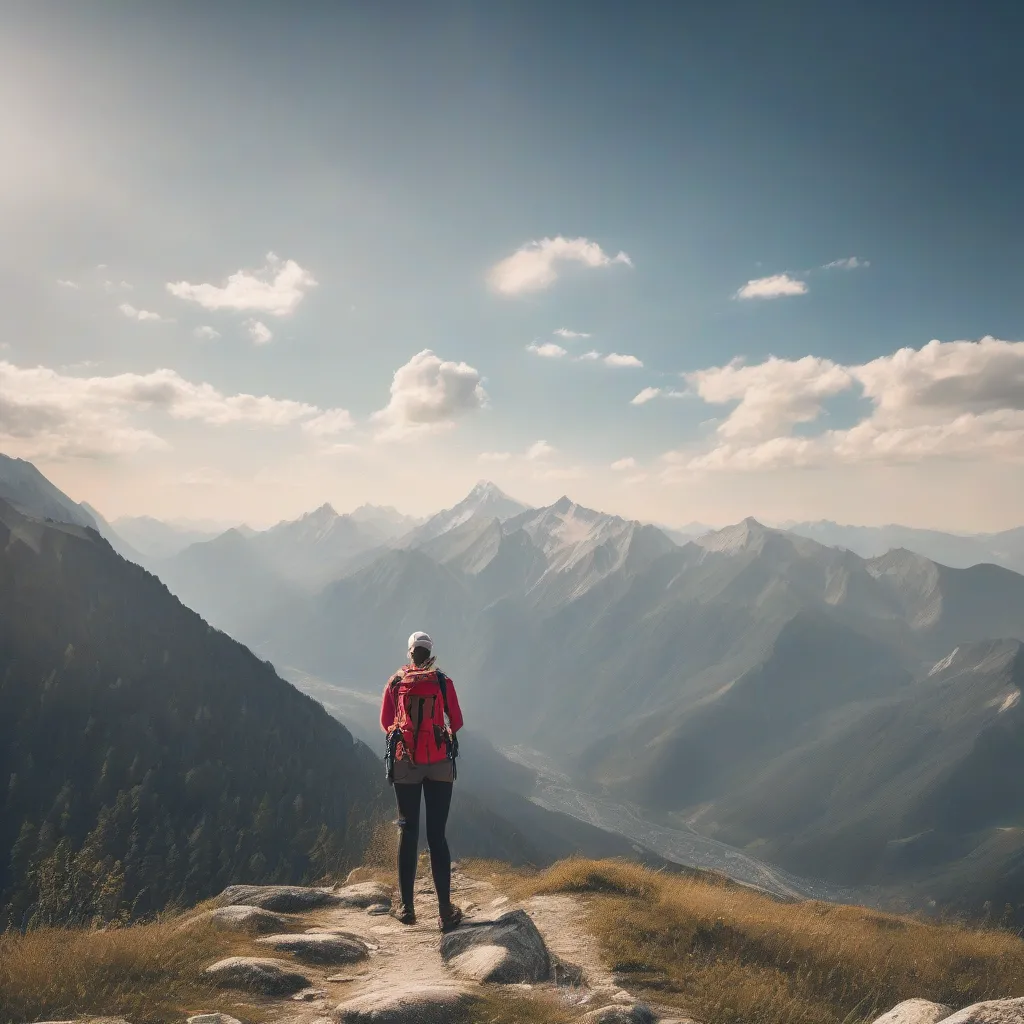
[{"left": 0, "top": 497, "right": 386, "bottom": 926}]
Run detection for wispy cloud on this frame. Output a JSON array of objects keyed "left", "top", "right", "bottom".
[
  {"left": 611, "top": 457, "right": 637, "bottom": 471},
  {"left": 823, "top": 256, "right": 870, "bottom": 270},
  {"left": 167, "top": 252, "right": 317, "bottom": 316},
  {"left": 631, "top": 387, "right": 663, "bottom": 405},
  {"left": 0, "top": 361, "right": 351, "bottom": 459},
  {"left": 487, "top": 236, "right": 632, "bottom": 296},
  {"left": 735, "top": 273, "right": 808, "bottom": 300},
  {"left": 525, "top": 439, "right": 555, "bottom": 460},
  {"left": 194, "top": 326, "right": 221, "bottom": 340},
  {"left": 246, "top": 319, "right": 273, "bottom": 345},
  {"left": 527, "top": 341, "right": 568, "bottom": 359},
  {"left": 553, "top": 328, "right": 592, "bottom": 339},
  {"left": 119, "top": 303, "right": 171, "bottom": 323},
  {"left": 56, "top": 279, "right": 80, "bottom": 289},
  {"left": 604, "top": 353, "right": 643, "bottom": 369},
  {"left": 478, "top": 451, "right": 513, "bottom": 463}
]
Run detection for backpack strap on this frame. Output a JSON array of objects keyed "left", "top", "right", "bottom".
[{"left": 435, "top": 670, "right": 459, "bottom": 773}]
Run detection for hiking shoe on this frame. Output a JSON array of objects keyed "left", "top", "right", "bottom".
[
  {"left": 438, "top": 904, "right": 463, "bottom": 933},
  {"left": 389, "top": 904, "right": 416, "bottom": 925}
]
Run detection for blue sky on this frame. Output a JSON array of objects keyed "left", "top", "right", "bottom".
[{"left": 3, "top": 1, "right": 1024, "bottom": 529}]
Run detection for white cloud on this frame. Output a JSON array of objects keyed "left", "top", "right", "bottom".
[
  {"left": 611, "top": 457, "right": 637, "bottom": 471},
  {"left": 373, "top": 349, "right": 487, "bottom": 439},
  {"left": 167, "top": 252, "right": 317, "bottom": 316},
  {"left": 604, "top": 353, "right": 643, "bottom": 368},
  {"left": 104, "top": 279, "right": 133, "bottom": 292},
  {"left": 578, "top": 351, "right": 602, "bottom": 361},
  {"left": 246, "top": 319, "right": 273, "bottom": 344},
  {"left": 487, "top": 236, "right": 632, "bottom": 296},
  {"left": 526, "top": 440, "right": 555, "bottom": 460},
  {"left": 631, "top": 387, "right": 662, "bottom": 405},
  {"left": 0, "top": 361, "right": 352, "bottom": 459},
  {"left": 301, "top": 408, "right": 355, "bottom": 437},
  {"left": 527, "top": 341, "right": 568, "bottom": 359},
  {"left": 686, "top": 355, "right": 852, "bottom": 442},
  {"left": 194, "top": 326, "right": 221, "bottom": 340},
  {"left": 677, "top": 337, "right": 1024, "bottom": 471},
  {"left": 119, "top": 303, "right": 170, "bottom": 322},
  {"left": 823, "top": 257, "right": 870, "bottom": 270},
  {"left": 554, "top": 328, "right": 591, "bottom": 339},
  {"left": 734, "top": 273, "right": 808, "bottom": 300},
  {"left": 479, "top": 451, "right": 513, "bottom": 463},
  {"left": 56, "top": 279, "right": 80, "bottom": 289}
]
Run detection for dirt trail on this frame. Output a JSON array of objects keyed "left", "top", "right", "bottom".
[{"left": 258, "top": 865, "right": 646, "bottom": 1022}]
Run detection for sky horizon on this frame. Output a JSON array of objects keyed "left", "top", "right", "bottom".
[{"left": 4, "top": 2, "right": 1024, "bottom": 532}]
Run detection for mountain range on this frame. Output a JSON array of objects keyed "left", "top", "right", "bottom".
[{"left": 9, "top": 454, "right": 1024, "bottom": 920}]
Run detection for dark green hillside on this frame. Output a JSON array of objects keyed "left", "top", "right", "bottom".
[{"left": 0, "top": 499, "right": 385, "bottom": 928}]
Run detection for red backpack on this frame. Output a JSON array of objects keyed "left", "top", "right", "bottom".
[{"left": 385, "top": 666, "right": 458, "bottom": 775}]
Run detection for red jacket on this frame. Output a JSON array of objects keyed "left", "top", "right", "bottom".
[{"left": 380, "top": 664, "right": 463, "bottom": 764}]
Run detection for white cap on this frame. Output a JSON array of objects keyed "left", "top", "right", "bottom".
[{"left": 408, "top": 631, "right": 433, "bottom": 653}]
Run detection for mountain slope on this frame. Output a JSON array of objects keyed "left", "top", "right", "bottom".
[
  {"left": 156, "top": 528, "right": 299, "bottom": 640},
  {"left": 111, "top": 515, "right": 224, "bottom": 560},
  {"left": 697, "top": 640, "right": 1024, "bottom": 903},
  {"left": 0, "top": 453, "right": 96, "bottom": 529},
  {"left": 0, "top": 498, "right": 385, "bottom": 925}
]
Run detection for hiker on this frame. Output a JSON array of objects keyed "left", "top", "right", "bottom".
[{"left": 380, "top": 630, "right": 464, "bottom": 932}]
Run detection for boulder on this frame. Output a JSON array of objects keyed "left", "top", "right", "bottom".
[
  {"left": 188, "top": 904, "right": 287, "bottom": 934},
  {"left": 214, "top": 884, "right": 340, "bottom": 913},
  {"left": 578, "top": 1005, "right": 657, "bottom": 1024},
  {"left": 366, "top": 902, "right": 390, "bottom": 916},
  {"left": 440, "top": 909, "right": 550, "bottom": 984},
  {"left": 940, "top": 999, "right": 1024, "bottom": 1024},
  {"left": 333, "top": 983, "right": 474, "bottom": 1023},
  {"left": 333, "top": 881, "right": 392, "bottom": 908},
  {"left": 871, "top": 1001, "right": 954, "bottom": 1024},
  {"left": 293, "top": 988, "right": 329, "bottom": 1002},
  {"left": 256, "top": 932, "right": 370, "bottom": 965},
  {"left": 204, "top": 955, "right": 310, "bottom": 995},
  {"left": 188, "top": 1016, "right": 244, "bottom": 1024}
]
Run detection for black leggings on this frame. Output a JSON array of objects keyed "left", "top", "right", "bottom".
[{"left": 393, "top": 779, "right": 453, "bottom": 912}]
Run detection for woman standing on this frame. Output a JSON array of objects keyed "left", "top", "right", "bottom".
[{"left": 380, "top": 631, "right": 464, "bottom": 932}]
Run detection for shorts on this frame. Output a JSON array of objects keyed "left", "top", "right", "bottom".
[{"left": 391, "top": 757, "right": 454, "bottom": 784}]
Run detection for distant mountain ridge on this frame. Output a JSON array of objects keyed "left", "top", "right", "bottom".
[{"left": 786, "top": 519, "right": 1024, "bottom": 575}]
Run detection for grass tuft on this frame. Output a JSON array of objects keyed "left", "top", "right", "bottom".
[
  {"left": 0, "top": 915, "right": 264, "bottom": 1024},
  {"left": 506, "top": 859, "right": 1024, "bottom": 1024}
]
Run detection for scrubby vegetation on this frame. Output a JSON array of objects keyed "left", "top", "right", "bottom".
[
  {"left": 502, "top": 858, "right": 1024, "bottom": 1024},
  {"left": 0, "top": 915, "right": 262, "bottom": 1024}
]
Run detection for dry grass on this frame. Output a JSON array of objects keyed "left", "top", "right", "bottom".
[
  {"left": 503, "top": 858, "right": 1024, "bottom": 1024},
  {"left": 472, "top": 990, "right": 577, "bottom": 1024},
  {"left": 0, "top": 915, "right": 267, "bottom": 1024}
]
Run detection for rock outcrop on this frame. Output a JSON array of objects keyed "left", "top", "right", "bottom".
[
  {"left": 440, "top": 908, "right": 551, "bottom": 983},
  {"left": 187, "top": 904, "right": 287, "bottom": 933},
  {"left": 940, "top": 999, "right": 1024, "bottom": 1024},
  {"left": 578, "top": 1004, "right": 658, "bottom": 1024},
  {"left": 214, "top": 884, "right": 341, "bottom": 913},
  {"left": 870, "top": 1000, "right": 955, "bottom": 1024},
  {"left": 333, "top": 880, "right": 392, "bottom": 907},
  {"left": 204, "top": 955, "right": 311, "bottom": 995},
  {"left": 333, "top": 983, "right": 475, "bottom": 1023},
  {"left": 256, "top": 931, "right": 370, "bottom": 965}
]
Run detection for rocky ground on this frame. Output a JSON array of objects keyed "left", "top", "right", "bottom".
[{"left": 36, "top": 865, "right": 1024, "bottom": 1024}]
